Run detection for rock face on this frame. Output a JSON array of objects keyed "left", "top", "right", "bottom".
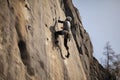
[{"left": 0, "top": 0, "right": 115, "bottom": 80}]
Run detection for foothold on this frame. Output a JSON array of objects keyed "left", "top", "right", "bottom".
[
  {"left": 18, "top": 40, "right": 28, "bottom": 65},
  {"left": 28, "top": 25, "right": 32, "bottom": 30},
  {"left": 53, "top": 18, "right": 55, "bottom": 21},
  {"left": 18, "top": 40, "right": 35, "bottom": 76},
  {"left": 25, "top": 4, "right": 27, "bottom": 8},
  {"left": 45, "top": 24, "right": 48, "bottom": 27},
  {"left": 25, "top": 3, "right": 31, "bottom": 11},
  {"left": 47, "top": 38, "right": 49, "bottom": 41}
]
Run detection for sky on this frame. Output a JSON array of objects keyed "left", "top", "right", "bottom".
[{"left": 73, "top": 0, "right": 120, "bottom": 63}]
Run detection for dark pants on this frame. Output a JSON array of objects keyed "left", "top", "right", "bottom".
[{"left": 54, "top": 30, "right": 69, "bottom": 50}]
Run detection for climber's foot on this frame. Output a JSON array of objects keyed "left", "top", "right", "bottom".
[
  {"left": 55, "top": 40, "right": 59, "bottom": 45},
  {"left": 65, "top": 51, "right": 70, "bottom": 58}
]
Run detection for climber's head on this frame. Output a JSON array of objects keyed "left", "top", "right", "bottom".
[{"left": 66, "top": 16, "right": 72, "bottom": 22}]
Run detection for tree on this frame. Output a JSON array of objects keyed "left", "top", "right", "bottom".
[
  {"left": 103, "top": 41, "right": 115, "bottom": 71},
  {"left": 102, "top": 41, "right": 120, "bottom": 79},
  {"left": 113, "top": 54, "right": 120, "bottom": 79}
]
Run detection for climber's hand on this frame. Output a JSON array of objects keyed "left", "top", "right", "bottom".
[{"left": 61, "top": 26, "right": 63, "bottom": 29}]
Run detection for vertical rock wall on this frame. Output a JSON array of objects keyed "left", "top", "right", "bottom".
[{"left": 0, "top": 0, "right": 115, "bottom": 80}]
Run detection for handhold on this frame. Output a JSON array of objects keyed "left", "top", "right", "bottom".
[
  {"left": 28, "top": 25, "right": 32, "bottom": 30},
  {"left": 45, "top": 24, "right": 48, "bottom": 27}
]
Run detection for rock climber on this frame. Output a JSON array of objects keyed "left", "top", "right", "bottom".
[{"left": 54, "top": 16, "right": 72, "bottom": 58}]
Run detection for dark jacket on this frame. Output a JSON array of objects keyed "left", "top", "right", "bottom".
[{"left": 58, "top": 20, "right": 71, "bottom": 32}]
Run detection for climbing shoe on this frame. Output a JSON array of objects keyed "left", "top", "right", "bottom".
[
  {"left": 65, "top": 51, "right": 70, "bottom": 58},
  {"left": 55, "top": 40, "right": 59, "bottom": 45}
]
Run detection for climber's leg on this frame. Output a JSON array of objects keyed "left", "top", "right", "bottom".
[
  {"left": 64, "top": 35, "right": 70, "bottom": 58},
  {"left": 64, "top": 37, "right": 69, "bottom": 50},
  {"left": 54, "top": 30, "right": 64, "bottom": 44},
  {"left": 63, "top": 31, "right": 69, "bottom": 50}
]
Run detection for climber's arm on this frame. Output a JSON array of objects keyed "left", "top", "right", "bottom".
[
  {"left": 58, "top": 20, "right": 64, "bottom": 29},
  {"left": 58, "top": 20, "right": 64, "bottom": 23}
]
